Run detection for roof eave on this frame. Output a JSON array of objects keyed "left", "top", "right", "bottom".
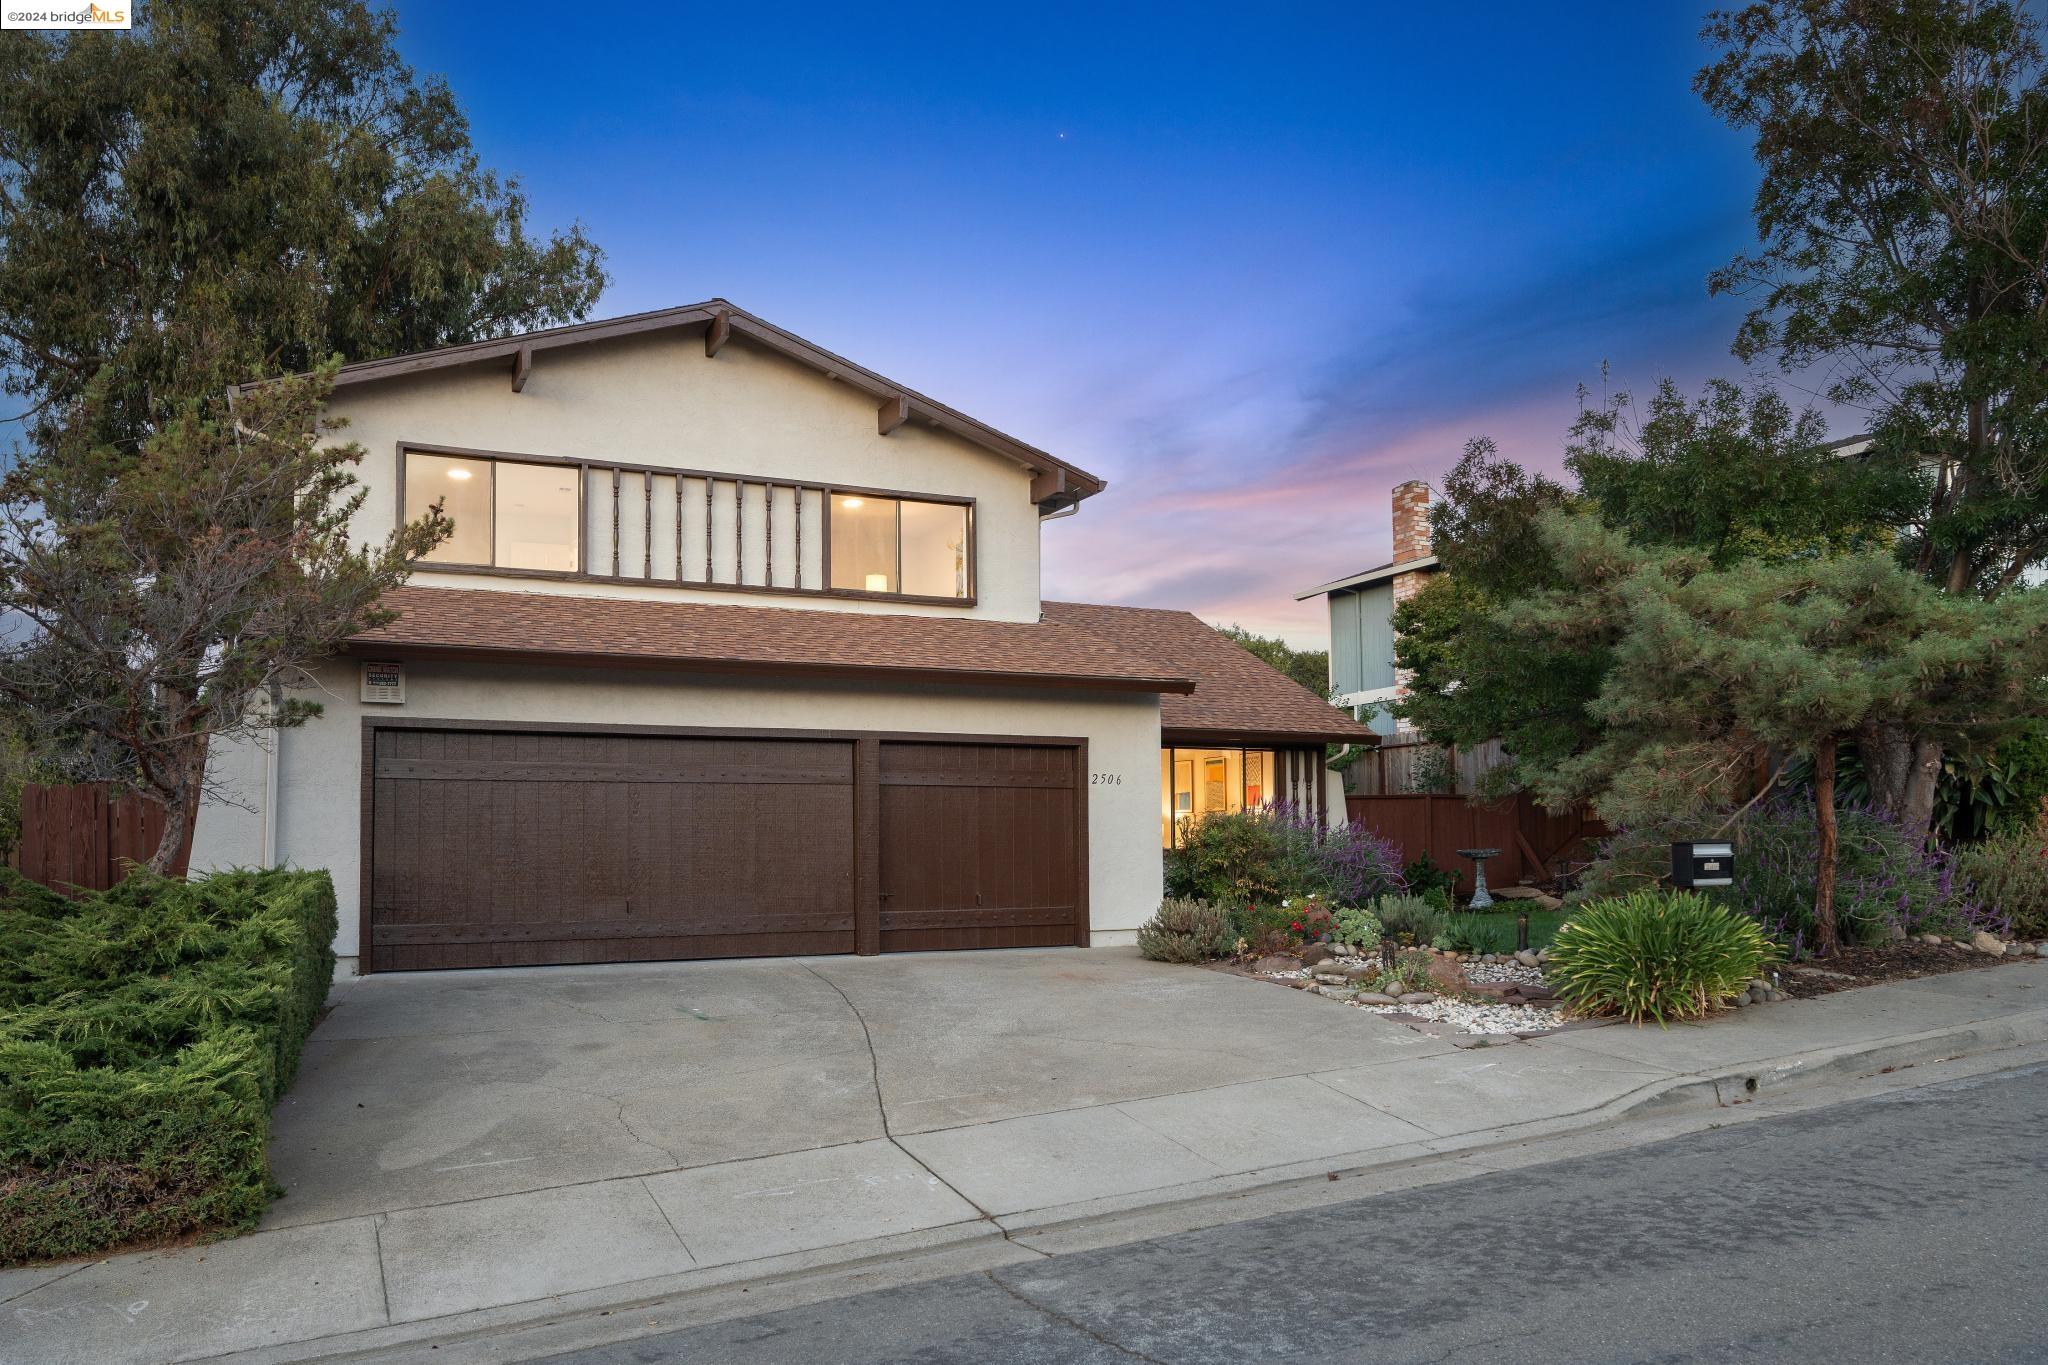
[
  {"left": 338, "top": 638, "right": 1193, "bottom": 695},
  {"left": 1294, "top": 555, "right": 1442, "bottom": 600}
]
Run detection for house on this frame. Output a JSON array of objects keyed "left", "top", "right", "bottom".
[
  {"left": 1295, "top": 480, "right": 1442, "bottom": 736},
  {"left": 189, "top": 301, "right": 1372, "bottom": 972}
]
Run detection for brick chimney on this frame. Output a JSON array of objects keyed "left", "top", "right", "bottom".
[{"left": 1392, "top": 480, "right": 1432, "bottom": 564}]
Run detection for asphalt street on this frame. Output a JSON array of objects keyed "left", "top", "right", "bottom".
[{"left": 540, "top": 1061, "right": 2048, "bottom": 1364}]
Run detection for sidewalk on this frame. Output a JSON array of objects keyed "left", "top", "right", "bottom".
[{"left": 2, "top": 958, "right": 2042, "bottom": 1365}]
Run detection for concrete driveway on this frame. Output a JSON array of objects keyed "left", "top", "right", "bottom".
[{"left": 266, "top": 948, "right": 1447, "bottom": 1229}]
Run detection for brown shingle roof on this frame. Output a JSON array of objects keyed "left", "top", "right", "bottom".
[
  {"left": 347, "top": 586, "right": 1193, "bottom": 694},
  {"left": 1042, "top": 602, "right": 1376, "bottom": 744}
]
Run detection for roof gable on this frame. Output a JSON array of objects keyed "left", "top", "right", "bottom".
[{"left": 245, "top": 301, "right": 1105, "bottom": 514}]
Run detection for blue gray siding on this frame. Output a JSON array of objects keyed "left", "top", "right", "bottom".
[{"left": 1328, "top": 583, "right": 1397, "bottom": 696}]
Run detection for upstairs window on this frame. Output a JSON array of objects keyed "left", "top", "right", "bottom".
[
  {"left": 406, "top": 453, "right": 580, "bottom": 573},
  {"left": 829, "top": 494, "right": 970, "bottom": 599}
]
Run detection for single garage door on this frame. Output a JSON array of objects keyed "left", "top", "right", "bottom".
[{"left": 363, "top": 725, "right": 1085, "bottom": 971}]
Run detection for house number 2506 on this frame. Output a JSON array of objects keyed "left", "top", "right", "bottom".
[{"left": 1091, "top": 772, "right": 1123, "bottom": 785}]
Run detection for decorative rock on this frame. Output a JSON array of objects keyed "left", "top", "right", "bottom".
[
  {"left": 1517, "top": 983, "right": 1557, "bottom": 1001},
  {"left": 1534, "top": 896, "right": 1565, "bottom": 911},
  {"left": 1921, "top": 933, "right": 1943, "bottom": 945},
  {"left": 1252, "top": 955, "right": 1297, "bottom": 975},
  {"left": 1972, "top": 930, "right": 2007, "bottom": 956},
  {"left": 2037, "top": 943, "right": 2048, "bottom": 958},
  {"left": 1398, "top": 991, "right": 1437, "bottom": 1005},
  {"left": 1750, "top": 979, "right": 1772, "bottom": 995},
  {"left": 1300, "top": 944, "right": 1334, "bottom": 967},
  {"left": 1884, "top": 922, "right": 1908, "bottom": 943},
  {"left": 1492, "top": 885, "right": 1545, "bottom": 900},
  {"left": 1341, "top": 964, "right": 1380, "bottom": 981},
  {"left": 1730, "top": 993, "right": 1749, "bottom": 1007},
  {"left": 1352, "top": 991, "right": 1398, "bottom": 1005},
  {"left": 1515, "top": 950, "right": 1540, "bottom": 968}
]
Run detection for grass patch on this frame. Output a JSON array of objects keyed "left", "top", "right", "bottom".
[{"left": 0, "top": 866, "right": 335, "bottom": 1265}]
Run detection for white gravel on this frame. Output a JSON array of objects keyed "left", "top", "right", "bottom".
[
  {"left": 1459, "top": 960, "right": 1545, "bottom": 988},
  {"left": 1357, "top": 996, "right": 1566, "bottom": 1035}
]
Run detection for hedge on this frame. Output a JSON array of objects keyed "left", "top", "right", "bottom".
[{"left": 0, "top": 866, "right": 336, "bottom": 1265}]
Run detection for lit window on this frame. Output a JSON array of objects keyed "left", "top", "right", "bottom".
[
  {"left": 829, "top": 494, "right": 970, "bottom": 598},
  {"left": 405, "top": 452, "right": 580, "bottom": 572}
]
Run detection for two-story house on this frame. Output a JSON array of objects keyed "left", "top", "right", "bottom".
[
  {"left": 190, "top": 301, "right": 1371, "bottom": 973},
  {"left": 1296, "top": 480, "right": 1442, "bottom": 736}
]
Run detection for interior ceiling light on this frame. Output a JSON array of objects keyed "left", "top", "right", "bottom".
[{"left": 446, "top": 467, "right": 474, "bottom": 481}]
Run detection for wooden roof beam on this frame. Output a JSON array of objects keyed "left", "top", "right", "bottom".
[
  {"left": 510, "top": 344, "right": 532, "bottom": 393},
  {"left": 704, "top": 311, "right": 731, "bottom": 358},
  {"left": 877, "top": 393, "right": 911, "bottom": 436},
  {"left": 1030, "top": 466, "right": 1068, "bottom": 504}
]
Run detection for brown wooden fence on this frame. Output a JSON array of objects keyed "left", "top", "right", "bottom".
[
  {"left": 1344, "top": 792, "right": 1609, "bottom": 894},
  {"left": 16, "top": 783, "right": 192, "bottom": 892},
  {"left": 1345, "top": 738, "right": 1506, "bottom": 796}
]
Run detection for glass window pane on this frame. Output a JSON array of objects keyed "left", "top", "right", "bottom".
[
  {"left": 830, "top": 494, "right": 898, "bottom": 592},
  {"left": 899, "top": 500, "right": 969, "bottom": 598},
  {"left": 407, "top": 453, "right": 491, "bottom": 565},
  {"left": 494, "top": 461, "right": 580, "bottom": 572},
  {"left": 1161, "top": 749, "right": 1174, "bottom": 849},
  {"left": 1244, "top": 750, "right": 1276, "bottom": 809}
]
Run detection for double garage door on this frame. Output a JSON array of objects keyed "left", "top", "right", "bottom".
[{"left": 363, "top": 724, "right": 1086, "bottom": 972}]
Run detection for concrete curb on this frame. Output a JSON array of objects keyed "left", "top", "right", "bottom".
[{"left": 216, "top": 1003, "right": 2048, "bottom": 1364}]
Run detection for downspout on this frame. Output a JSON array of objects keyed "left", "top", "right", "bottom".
[{"left": 260, "top": 680, "right": 281, "bottom": 867}]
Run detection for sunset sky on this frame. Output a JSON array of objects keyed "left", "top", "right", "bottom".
[{"left": 367, "top": 6, "right": 1806, "bottom": 641}]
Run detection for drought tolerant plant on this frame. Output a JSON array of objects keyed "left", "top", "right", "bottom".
[
  {"left": 1165, "top": 805, "right": 1404, "bottom": 907},
  {"left": 1372, "top": 948, "right": 1438, "bottom": 997},
  {"left": 1445, "top": 915, "right": 1516, "bottom": 957},
  {"left": 1545, "top": 890, "right": 1779, "bottom": 1026},
  {"left": 1135, "top": 897, "right": 1234, "bottom": 964},
  {"left": 1371, "top": 894, "right": 1448, "bottom": 948},
  {"left": 1333, "top": 903, "right": 1383, "bottom": 953},
  {"left": 1960, "top": 827, "right": 2048, "bottom": 942}
]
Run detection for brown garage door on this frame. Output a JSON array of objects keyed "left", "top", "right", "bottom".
[
  {"left": 878, "top": 740, "right": 1085, "bottom": 952},
  {"left": 363, "top": 725, "right": 1085, "bottom": 971}
]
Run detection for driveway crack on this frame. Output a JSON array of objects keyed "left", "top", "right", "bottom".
[
  {"left": 800, "top": 963, "right": 1019, "bottom": 1236},
  {"left": 986, "top": 1271, "right": 1169, "bottom": 1363},
  {"left": 527, "top": 1081, "right": 684, "bottom": 1168}
]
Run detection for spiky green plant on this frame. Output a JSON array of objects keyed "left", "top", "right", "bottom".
[{"left": 1544, "top": 890, "right": 1779, "bottom": 1026}]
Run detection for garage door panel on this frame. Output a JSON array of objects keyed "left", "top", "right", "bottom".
[
  {"left": 877, "top": 741, "right": 1082, "bottom": 953},
  {"left": 369, "top": 728, "right": 857, "bottom": 971}
]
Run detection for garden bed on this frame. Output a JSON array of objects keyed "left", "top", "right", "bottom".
[{"left": 1772, "top": 936, "right": 2048, "bottom": 999}]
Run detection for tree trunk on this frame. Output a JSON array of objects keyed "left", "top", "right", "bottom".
[
  {"left": 1898, "top": 738, "right": 1944, "bottom": 848},
  {"left": 1813, "top": 736, "right": 1840, "bottom": 957},
  {"left": 146, "top": 745, "right": 207, "bottom": 876},
  {"left": 1859, "top": 720, "right": 1942, "bottom": 848}
]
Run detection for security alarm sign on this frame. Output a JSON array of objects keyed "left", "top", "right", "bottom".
[{"left": 361, "top": 661, "right": 405, "bottom": 704}]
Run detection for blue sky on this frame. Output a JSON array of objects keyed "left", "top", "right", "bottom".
[{"left": 387, "top": 7, "right": 1797, "bottom": 639}]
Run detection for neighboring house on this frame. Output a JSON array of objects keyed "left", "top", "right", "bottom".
[
  {"left": 190, "top": 300, "right": 1371, "bottom": 972},
  {"left": 1295, "top": 480, "right": 1441, "bottom": 736}
]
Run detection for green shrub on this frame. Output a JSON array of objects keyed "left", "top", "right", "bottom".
[
  {"left": 1333, "top": 903, "right": 1383, "bottom": 952},
  {"left": 1545, "top": 890, "right": 1779, "bottom": 1026},
  {"left": 0, "top": 867, "right": 336, "bottom": 1265},
  {"left": 1136, "top": 896, "right": 1234, "bottom": 963},
  {"left": 1403, "top": 851, "right": 1459, "bottom": 906},
  {"left": 1165, "top": 807, "right": 1405, "bottom": 906},
  {"left": 1371, "top": 894, "right": 1447, "bottom": 947},
  {"left": 1961, "top": 827, "right": 2048, "bottom": 940}
]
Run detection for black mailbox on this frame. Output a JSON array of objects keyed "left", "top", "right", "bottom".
[{"left": 1671, "top": 840, "right": 1734, "bottom": 888}]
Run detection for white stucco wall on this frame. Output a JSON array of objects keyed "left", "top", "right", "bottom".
[
  {"left": 190, "top": 660, "right": 1164, "bottom": 962},
  {"left": 329, "top": 329, "right": 1045, "bottom": 621}
]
